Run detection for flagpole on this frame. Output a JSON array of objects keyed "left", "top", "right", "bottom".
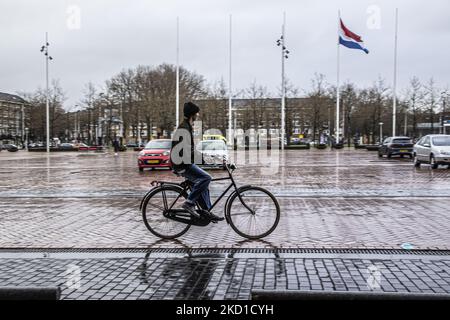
[
  {"left": 392, "top": 8, "right": 398, "bottom": 136},
  {"left": 336, "top": 11, "right": 341, "bottom": 145},
  {"left": 176, "top": 16, "right": 180, "bottom": 128},
  {"left": 45, "top": 32, "right": 50, "bottom": 153},
  {"left": 228, "top": 14, "right": 233, "bottom": 146}
]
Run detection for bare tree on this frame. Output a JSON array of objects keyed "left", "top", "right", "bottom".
[
  {"left": 404, "top": 77, "right": 423, "bottom": 137},
  {"left": 306, "top": 73, "right": 331, "bottom": 143},
  {"left": 340, "top": 82, "right": 358, "bottom": 146},
  {"left": 424, "top": 78, "right": 439, "bottom": 133},
  {"left": 25, "top": 80, "right": 67, "bottom": 142}
]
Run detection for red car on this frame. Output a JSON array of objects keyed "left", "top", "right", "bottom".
[{"left": 138, "top": 139, "right": 172, "bottom": 171}]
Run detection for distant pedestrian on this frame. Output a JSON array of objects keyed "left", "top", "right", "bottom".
[
  {"left": 330, "top": 135, "right": 336, "bottom": 147},
  {"left": 113, "top": 139, "right": 120, "bottom": 156}
]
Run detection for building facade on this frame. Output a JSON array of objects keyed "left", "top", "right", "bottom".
[
  {"left": 0, "top": 92, "right": 29, "bottom": 145},
  {"left": 194, "top": 97, "right": 316, "bottom": 141}
]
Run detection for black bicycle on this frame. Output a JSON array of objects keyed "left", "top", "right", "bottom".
[{"left": 140, "top": 163, "right": 280, "bottom": 240}]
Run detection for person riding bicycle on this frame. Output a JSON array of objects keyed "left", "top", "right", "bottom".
[{"left": 170, "top": 102, "right": 223, "bottom": 221}]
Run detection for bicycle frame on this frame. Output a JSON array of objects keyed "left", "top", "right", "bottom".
[{"left": 163, "top": 165, "right": 255, "bottom": 216}]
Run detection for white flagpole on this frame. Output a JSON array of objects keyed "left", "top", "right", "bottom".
[
  {"left": 176, "top": 16, "right": 180, "bottom": 128},
  {"left": 228, "top": 14, "right": 233, "bottom": 146},
  {"left": 336, "top": 11, "right": 341, "bottom": 145},
  {"left": 392, "top": 8, "right": 399, "bottom": 137},
  {"left": 45, "top": 32, "right": 50, "bottom": 153}
]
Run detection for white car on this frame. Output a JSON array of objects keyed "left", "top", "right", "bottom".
[
  {"left": 413, "top": 134, "right": 450, "bottom": 169},
  {"left": 196, "top": 140, "right": 228, "bottom": 169}
]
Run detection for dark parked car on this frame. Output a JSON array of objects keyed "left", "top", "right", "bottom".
[
  {"left": 378, "top": 136, "right": 414, "bottom": 158},
  {"left": 126, "top": 142, "right": 145, "bottom": 151},
  {"left": 1, "top": 144, "right": 19, "bottom": 152},
  {"left": 59, "top": 143, "right": 76, "bottom": 150},
  {"left": 298, "top": 138, "right": 311, "bottom": 148}
]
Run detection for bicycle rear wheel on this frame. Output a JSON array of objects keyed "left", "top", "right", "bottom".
[
  {"left": 142, "top": 185, "right": 190, "bottom": 239},
  {"left": 226, "top": 186, "right": 280, "bottom": 239}
]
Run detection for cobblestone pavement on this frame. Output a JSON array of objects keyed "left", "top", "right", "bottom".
[
  {"left": 0, "top": 196, "right": 448, "bottom": 249},
  {"left": 0, "top": 250, "right": 449, "bottom": 299},
  {"left": 1, "top": 149, "right": 449, "bottom": 249},
  {"left": 1, "top": 149, "right": 450, "bottom": 299}
]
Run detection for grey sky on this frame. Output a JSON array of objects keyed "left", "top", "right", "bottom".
[{"left": 1, "top": 0, "right": 450, "bottom": 108}]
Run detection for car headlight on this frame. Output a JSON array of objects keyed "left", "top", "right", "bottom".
[
  {"left": 162, "top": 151, "right": 170, "bottom": 156},
  {"left": 138, "top": 151, "right": 145, "bottom": 156}
]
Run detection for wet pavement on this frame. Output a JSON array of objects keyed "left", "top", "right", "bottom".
[
  {"left": 0, "top": 248, "right": 449, "bottom": 299},
  {"left": 1, "top": 148, "right": 449, "bottom": 299},
  {"left": 1, "top": 148, "right": 449, "bottom": 250}
]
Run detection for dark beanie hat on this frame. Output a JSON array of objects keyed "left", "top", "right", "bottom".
[{"left": 183, "top": 102, "right": 200, "bottom": 118}]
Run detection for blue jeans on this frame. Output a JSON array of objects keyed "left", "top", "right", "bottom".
[{"left": 181, "top": 164, "right": 212, "bottom": 210}]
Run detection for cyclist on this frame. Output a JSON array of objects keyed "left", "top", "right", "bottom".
[{"left": 170, "top": 102, "right": 223, "bottom": 221}]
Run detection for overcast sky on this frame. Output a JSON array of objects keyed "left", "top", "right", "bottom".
[{"left": 1, "top": 0, "right": 450, "bottom": 108}]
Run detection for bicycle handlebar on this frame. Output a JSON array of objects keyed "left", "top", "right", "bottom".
[{"left": 226, "top": 162, "right": 237, "bottom": 171}]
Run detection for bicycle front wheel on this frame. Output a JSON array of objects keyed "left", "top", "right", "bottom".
[
  {"left": 142, "top": 185, "right": 191, "bottom": 239},
  {"left": 226, "top": 186, "right": 280, "bottom": 239}
]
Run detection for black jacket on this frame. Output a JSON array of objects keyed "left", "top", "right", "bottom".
[{"left": 170, "top": 120, "right": 201, "bottom": 170}]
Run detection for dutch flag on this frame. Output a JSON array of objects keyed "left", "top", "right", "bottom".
[{"left": 339, "top": 19, "right": 369, "bottom": 54}]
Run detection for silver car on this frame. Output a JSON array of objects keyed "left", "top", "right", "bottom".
[
  {"left": 196, "top": 140, "right": 228, "bottom": 169},
  {"left": 413, "top": 134, "right": 450, "bottom": 169}
]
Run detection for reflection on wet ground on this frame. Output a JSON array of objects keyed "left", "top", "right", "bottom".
[
  {"left": 1, "top": 149, "right": 450, "bottom": 249},
  {"left": 0, "top": 247, "right": 449, "bottom": 299},
  {"left": 1, "top": 149, "right": 450, "bottom": 198}
]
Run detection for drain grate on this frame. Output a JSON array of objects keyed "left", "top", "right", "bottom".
[{"left": 0, "top": 247, "right": 449, "bottom": 256}]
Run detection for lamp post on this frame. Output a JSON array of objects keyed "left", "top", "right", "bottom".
[
  {"left": 379, "top": 122, "right": 384, "bottom": 144},
  {"left": 99, "top": 93, "right": 113, "bottom": 145},
  {"left": 40, "top": 32, "right": 53, "bottom": 153},
  {"left": 176, "top": 16, "right": 180, "bottom": 128},
  {"left": 25, "top": 127, "right": 29, "bottom": 151},
  {"left": 441, "top": 91, "right": 447, "bottom": 134},
  {"left": 392, "top": 8, "right": 399, "bottom": 137},
  {"left": 119, "top": 100, "right": 124, "bottom": 145},
  {"left": 276, "top": 12, "right": 290, "bottom": 150}
]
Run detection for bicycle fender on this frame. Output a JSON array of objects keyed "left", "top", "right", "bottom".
[
  {"left": 224, "top": 184, "right": 254, "bottom": 224},
  {"left": 139, "top": 188, "right": 157, "bottom": 211}
]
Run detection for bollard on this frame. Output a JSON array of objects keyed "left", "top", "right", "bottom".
[{"left": 0, "top": 287, "right": 61, "bottom": 300}]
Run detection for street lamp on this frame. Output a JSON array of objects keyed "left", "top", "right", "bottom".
[
  {"left": 40, "top": 32, "right": 53, "bottom": 153},
  {"left": 379, "top": 122, "right": 384, "bottom": 145},
  {"left": 441, "top": 91, "right": 447, "bottom": 134},
  {"left": 25, "top": 127, "right": 29, "bottom": 151},
  {"left": 99, "top": 93, "right": 112, "bottom": 145},
  {"left": 276, "top": 12, "right": 290, "bottom": 150}
]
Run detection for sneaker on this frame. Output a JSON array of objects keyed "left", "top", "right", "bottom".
[{"left": 182, "top": 201, "right": 200, "bottom": 219}]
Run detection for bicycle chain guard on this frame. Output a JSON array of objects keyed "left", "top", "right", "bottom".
[{"left": 165, "top": 209, "right": 212, "bottom": 227}]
